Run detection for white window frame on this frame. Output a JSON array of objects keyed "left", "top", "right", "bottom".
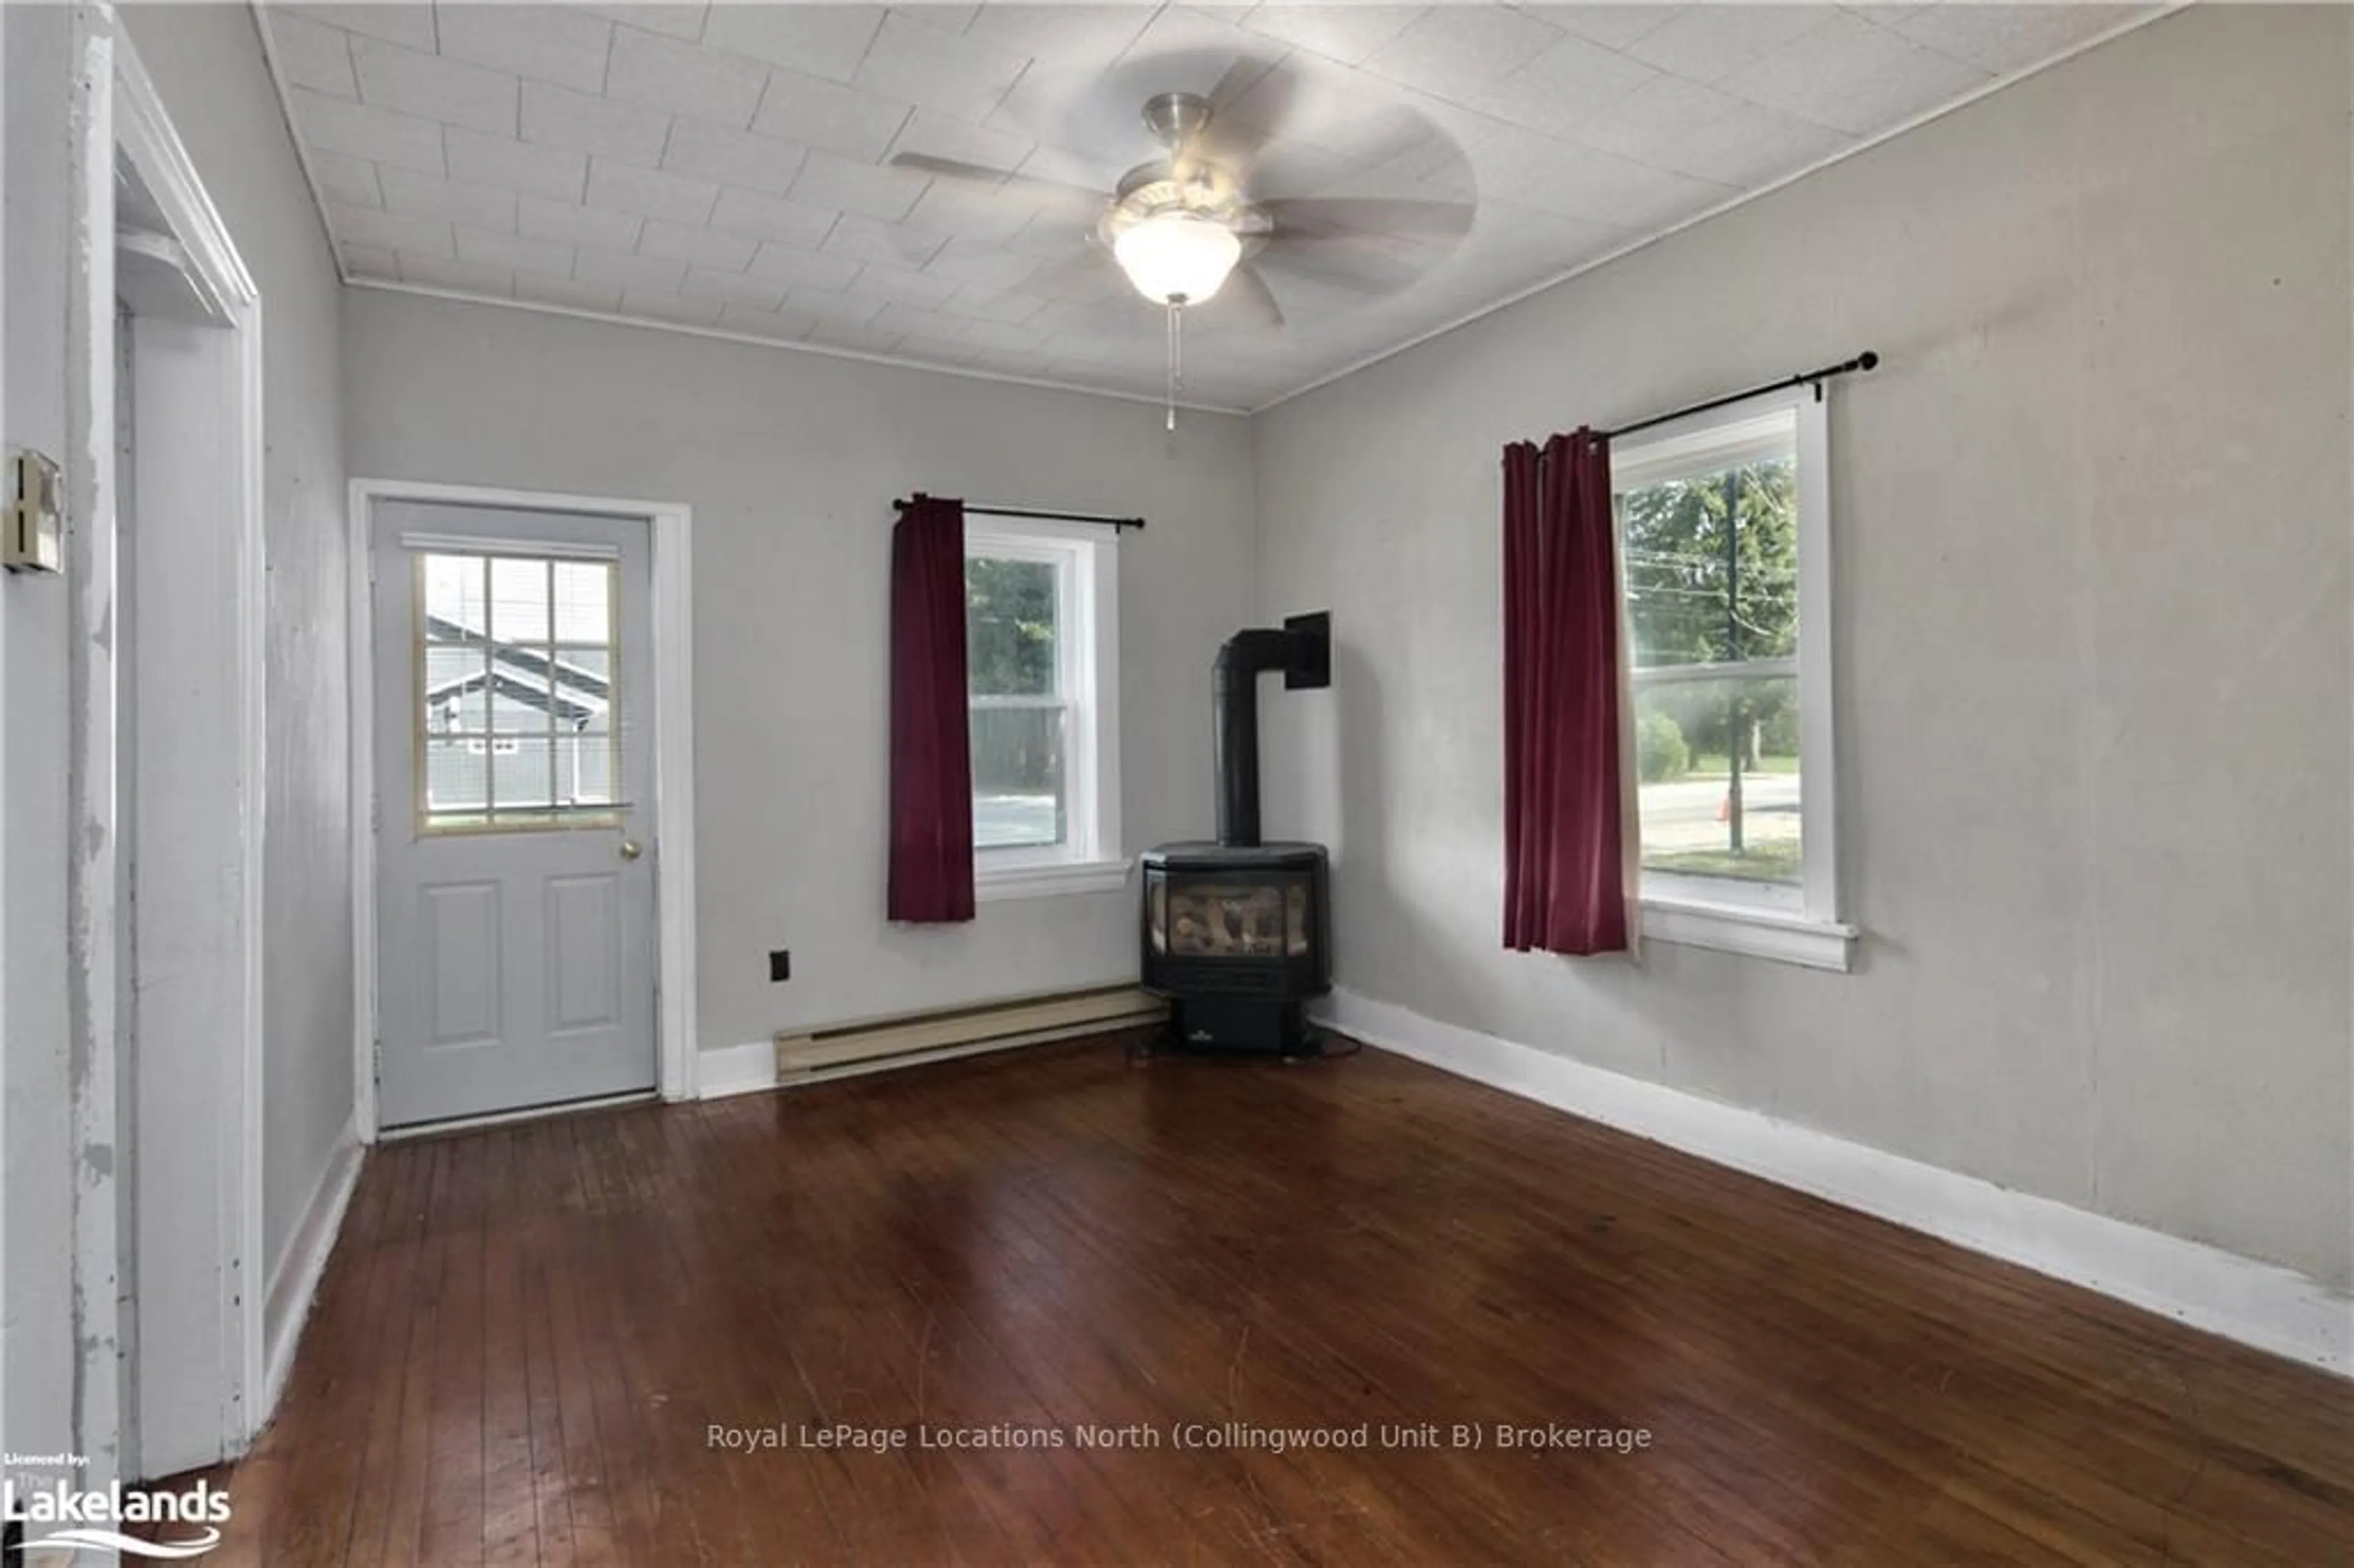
[
  {"left": 965, "top": 518, "right": 1124, "bottom": 900},
  {"left": 1613, "top": 385, "right": 1855, "bottom": 971}
]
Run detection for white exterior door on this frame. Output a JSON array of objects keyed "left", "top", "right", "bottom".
[{"left": 372, "top": 501, "right": 658, "bottom": 1129}]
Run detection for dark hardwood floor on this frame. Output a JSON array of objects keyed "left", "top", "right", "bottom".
[{"left": 193, "top": 1032, "right": 2352, "bottom": 1564}]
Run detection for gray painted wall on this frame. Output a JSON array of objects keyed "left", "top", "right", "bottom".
[
  {"left": 123, "top": 3, "right": 353, "bottom": 1283},
  {"left": 1251, "top": 4, "right": 2353, "bottom": 1288},
  {"left": 342, "top": 291, "right": 1257, "bottom": 1053}
]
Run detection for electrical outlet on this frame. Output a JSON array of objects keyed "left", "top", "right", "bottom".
[{"left": 769, "top": 949, "right": 791, "bottom": 983}]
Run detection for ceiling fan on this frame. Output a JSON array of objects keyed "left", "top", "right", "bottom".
[{"left": 889, "top": 60, "right": 1474, "bottom": 423}]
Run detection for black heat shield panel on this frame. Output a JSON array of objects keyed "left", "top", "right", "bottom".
[{"left": 1282, "top": 611, "right": 1331, "bottom": 690}]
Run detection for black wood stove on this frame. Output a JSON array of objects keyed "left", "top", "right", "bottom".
[{"left": 1141, "top": 613, "right": 1332, "bottom": 1056}]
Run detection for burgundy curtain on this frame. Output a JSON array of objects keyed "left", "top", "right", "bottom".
[
  {"left": 1503, "top": 430, "right": 1628, "bottom": 956},
  {"left": 888, "top": 493, "right": 975, "bottom": 923}
]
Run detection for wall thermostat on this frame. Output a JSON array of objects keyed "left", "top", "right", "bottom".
[{"left": 6, "top": 451, "right": 63, "bottom": 574}]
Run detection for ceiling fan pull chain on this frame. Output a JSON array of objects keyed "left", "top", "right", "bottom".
[{"left": 1165, "top": 300, "right": 1182, "bottom": 431}]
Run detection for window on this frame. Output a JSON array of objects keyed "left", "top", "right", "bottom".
[
  {"left": 1614, "top": 387, "right": 1851, "bottom": 969},
  {"left": 415, "top": 550, "right": 620, "bottom": 833},
  {"left": 964, "top": 520, "right": 1122, "bottom": 899}
]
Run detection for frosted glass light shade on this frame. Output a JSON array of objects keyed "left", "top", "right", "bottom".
[{"left": 1113, "top": 213, "right": 1241, "bottom": 305}]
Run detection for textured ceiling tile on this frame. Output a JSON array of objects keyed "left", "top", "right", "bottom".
[
  {"left": 378, "top": 166, "right": 520, "bottom": 232},
  {"left": 445, "top": 126, "right": 590, "bottom": 203},
  {"left": 337, "top": 240, "right": 400, "bottom": 278},
  {"left": 1515, "top": 4, "right": 1686, "bottom": 53},
  {"left": 1623, "top": 5, "right": 1841, "bottom": 84},
  {"left": 680, "top": 265, "right": 792, "bottom": 311},
  {"left": 1889, "top": 3, "right": 2152, "bottom": 74},
  {"left": 661, "top": 118, "right": 809, "bottom": 196},
  {"left": 1775, "top": 41, "right": 1990, "bottom": 135},
  {"left": 329, "top": 202, "right": 455, "bottom": 257},
  {"left": 273, "top": 0, "right": 2168, "bottom": 404},
  {"left": 265, "top": 12, "right": 360, "bottom": 98},
  {"left": 585, "top": 156, "right": 722, "bottom": 223},
  {"left": 398, "top": 251, "right": 514, "bottom": 295},
  {"left": 435, "top": 6, "right": 615, "bottom": 94},
  {"left": 744, "top": 242, "right": 864, "bottom": 294},
  {"left": 1361, "top": 7, "right": 1567, "bottom": 102},
  {"left": 707, "top": 186, "right": 841, "bottom": 246},
  {"left": 519, "top": 80, "right": 673, "bottom": 165},
  {"left": 351, "top": 39, "right": 520, "bottom": 135},
  {"left": 947, "top": 283, "right": 1048, "bottom": 324},
  {"left": 517, "top": 194, "right": 647, "bottom": 251},
  {"left": 291, "top": 88, "right": 448, "bottom": 175},
  {"left": 283, "top": 2, "right": 435, "bottom": 52},
  {"left": 785, "top": 286, "right": 888, "bottom": 325},
  {"left": 622, "top": 287, "right": 725, "bottom": 326},
  {"left": 924, "top": 240, "right": 1042, "bottom": 294},
  {"left": 455, "top": 225, "right": 578, "bottom": 277},
  {"left": 1241, "top": 6, "right": 1428, "bottom": 67},
  {"left": 845, "top": 262, "right": 963, "bottom": 306},
  {"left": 637, "top": 217, "right": 760, "bottom": 270},
  {"left": 790, "top": 149, "right": 931, "bottom": 222},
  {"left": 961, "top": 5, "right": 1154, "bottom": 69},
  {"left": 517, "top": 270, "right": 628, "bottom": 311},
  {"left": 902, "top": 181, "right": 1040, "bottom": 244},
  {"left": 852, "top": 10, "right": 1029, "bottom": 123},
  {"left": 703, "top": 4, "right": 888, "bottom": 83},
  {"left": 869, "top": 301, "right": 971, "bottom": 344},
  {"left": 1539, "top": 70, "right": 1743, "bottom": 164},
  {"left": 750, "top": 64, "right": 915, "bottom": 160},
  {"left": 1113, "top": 6, "right": 1270, "bottom": 71},
  {"left": 1647, "top": 99, "right": 1853, "bottom": 187},
  {"left": 820, "top": 212, "right": 952, "bottom": 266},
  {"left": 717, "top": 302, "right": 823, "bottom": 341},
  {"left": 805, "top": 316, "right": 905, "bottom": 354},
  {"left": 1485, "top": 31, "right": 1659, "bottom": 137},
  {"left": 579, "top": 4, "right": 710, "bottom": 44},
  {"left": 961, "top": 316, "right": 1044, "bottom": 353},
  {"left": 573, "top": 244, "right": 692, "bottom": 292},
  {"left": 606, "top": 25, "right": 769, "bottom": 124},
  {"left": 1721, "top": 12, "right": 1957, "bottom": 131},
  {"left": 308, "top": 150, "right": 385, "bottom": 209}
]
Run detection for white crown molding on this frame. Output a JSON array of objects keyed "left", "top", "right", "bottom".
[
  {"left": 1316, "top": 986, "right": 2352, "bottom": 1378},
  {"left": 347, "top": 278, "right": 1257, "bottom": 417},
  {"left": 1249, "top": 2, "right": 2190, "bottom": 417}
]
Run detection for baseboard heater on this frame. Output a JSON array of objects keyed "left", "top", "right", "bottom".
[{"left": 774, "top": 984, "right": 1167, "bottom": 1080}]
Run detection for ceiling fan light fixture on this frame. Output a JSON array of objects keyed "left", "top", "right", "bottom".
[{"left": 1113, "top": 211, "right": 1241, "bottom": 306}]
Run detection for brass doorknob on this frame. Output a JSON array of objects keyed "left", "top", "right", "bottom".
[{"left": 619, "top": 839, "right": 643, "bottom": 861}]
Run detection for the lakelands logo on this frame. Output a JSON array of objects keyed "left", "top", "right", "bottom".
[{"left": 2, "top": 1461, "right": 229, "bottom": 1559}]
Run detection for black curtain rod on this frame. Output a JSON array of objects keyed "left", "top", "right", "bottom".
[
  {"left": 894, "top": 498, "right": 1146, "bottom": 532},
  {"left": 1599, "top": 351, "right": 1880, "bottom": 442}
]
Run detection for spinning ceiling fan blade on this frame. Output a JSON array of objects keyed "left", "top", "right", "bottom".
[
  {"left": 1255, "top": 242, "right": 1417, "bottom": 297},
  {"left": 1263, "top": 197, "right": 1476, "bottom": 242},
  {"left": 1214, "top": 262, "right": 1284, "bottom": 331},
  {"left": 888, "top": 152, "right": 1108, "bottom": 207},
  {"left": 1026, "top": 245, "right": 1122, "bottom": 300}
]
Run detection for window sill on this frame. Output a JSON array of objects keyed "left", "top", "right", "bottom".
[
  {"left": 975, "top": 858, "right": 1131, "bottom": 904},
  {"left": 1642, "top": 896, "right": 1857, "bottom": 972}
]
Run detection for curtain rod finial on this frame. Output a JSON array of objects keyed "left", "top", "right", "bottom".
[{"left": 1858, "top": 350, "right": 1880, "bottom": 371}]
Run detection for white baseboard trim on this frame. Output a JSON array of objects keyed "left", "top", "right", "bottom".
[
  {"left": 1315, "top": 987, "right": 2352, "bottom": 1377},
  {"left": 260, "top": 1120, "right": 365, "bottom": 1423},
  {"left": 698, "top": 1040, "right": 779, "bottom": 1100}
]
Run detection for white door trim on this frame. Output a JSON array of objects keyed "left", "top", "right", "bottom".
[
  {"left": 106, "top": 27, "right": 270, "bottom": 1469},
  {"left": 347, "top": 479, "right": 698, "bottom": 1141}
]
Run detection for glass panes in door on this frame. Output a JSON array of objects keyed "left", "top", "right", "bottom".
[{"left": 416, "top": 550, "right": 620, "bottom": 832}]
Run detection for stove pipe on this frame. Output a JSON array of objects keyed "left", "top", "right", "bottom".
[{"left": 1213, "top": 615, "right": 1330, "bottom": 848}]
